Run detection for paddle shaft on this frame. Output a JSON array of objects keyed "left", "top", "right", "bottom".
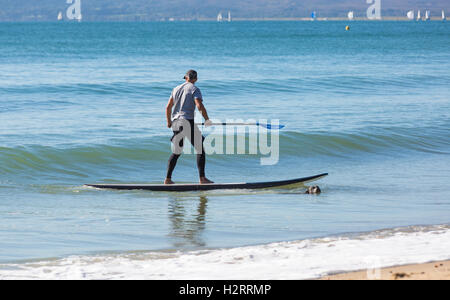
[
  {"left": 197, "top": 122, "right": 259, "bottom": 126},
  {"left": 196, "top": 122, "right": 285, "bottom": 130}
]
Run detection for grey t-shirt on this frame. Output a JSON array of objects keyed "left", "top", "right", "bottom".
[{"left": 170, "top": 82, "right": 203, "bottom": 121}]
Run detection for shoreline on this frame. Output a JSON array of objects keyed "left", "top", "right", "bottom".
[
  {"left": 321, "top": 260, "right": 450, "bottom": 280},
  {"left": 1, "top": 224, "right": 449, "bottom": 280}
]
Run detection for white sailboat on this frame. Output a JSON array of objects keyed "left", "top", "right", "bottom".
[
  {"left": 217, "top": 12, "right": 223, "bottom": 22},
  {"left": 442, "top": 10, "right": 446, "bottom": 21},
  {"left": 228, "top": 11, "right": 232, "bottom": 22},
  {"left": 57, "top": 11, "right": 63, "bottom": 21},
  {"left": 347, "top": 11, "right": 354, "bottom": 20},
  {"left": 425, "top": 10, "right": 430, "bottom": 21},
  {"left": 417, "top": 10, "right": 421, "bottom": 21},
  {"left": 407, "top": 10, "right": 414, "bottom": 20}
]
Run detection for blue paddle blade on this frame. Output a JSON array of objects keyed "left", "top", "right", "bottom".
[{"left": 258, "top": 123, "right": 285, "bottom": 130}]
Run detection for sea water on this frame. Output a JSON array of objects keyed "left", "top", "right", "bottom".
[{"left": 0, "top": 21, "right": 449, "bottom": 278}]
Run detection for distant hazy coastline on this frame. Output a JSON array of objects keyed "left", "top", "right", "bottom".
[
  {"left": 1, "top": 17, "right": 448, "bottom": 22},
  {"left": 1, "top": 0, "right": 448, "bottom": 22},
  {"left": 192, "top": 17, "right": 448, "bottom": 21}
]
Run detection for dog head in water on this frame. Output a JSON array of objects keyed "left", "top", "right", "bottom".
[{"left": 305, "top": 186, "right": 321, "bottom": 194}]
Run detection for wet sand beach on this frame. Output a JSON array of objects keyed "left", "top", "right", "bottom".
[{"left": 321, "top": 260, "right": 450, "bottom": 280}]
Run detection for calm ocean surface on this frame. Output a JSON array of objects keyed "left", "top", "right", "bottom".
[{"left": 0, "top": 21, "right": 449, "bottom": 264}]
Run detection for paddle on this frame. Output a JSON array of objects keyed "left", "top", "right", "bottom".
[{"left": 196, "top": 122, "right": 285, "bottom": 130}]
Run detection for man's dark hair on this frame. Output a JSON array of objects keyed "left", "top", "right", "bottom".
[{"left": 184, "top": 70, "right": 198, "bottom": 80}]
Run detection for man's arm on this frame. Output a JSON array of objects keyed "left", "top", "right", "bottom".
[
  {"left": 166, "top": 97, "right": 174, "bottom": 128},
  {"left": 195, "top": 98, "right": 210, "bottom": 122}
]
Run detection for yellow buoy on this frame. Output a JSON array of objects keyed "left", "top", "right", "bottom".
[{"left": 345, "top": 25, "right": 350, "bottom": 31}]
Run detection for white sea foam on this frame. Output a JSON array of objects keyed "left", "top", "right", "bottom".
[{"left": 1, "top": 225, "right": 449, "bottom": 280}]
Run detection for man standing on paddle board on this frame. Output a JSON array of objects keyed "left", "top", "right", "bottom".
[{"left": 164, "top": 70, "right": 214, "bottom": 185}]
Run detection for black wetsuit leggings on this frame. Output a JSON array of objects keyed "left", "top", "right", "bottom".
[{"left": 166, "top": 119, "right": 206, "bottom": 179}]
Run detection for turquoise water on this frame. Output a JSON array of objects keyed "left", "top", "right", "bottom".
[{"left": 0, "top": 21, "right": 449, "bottom": 263}]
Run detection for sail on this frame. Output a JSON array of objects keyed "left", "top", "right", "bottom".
[
  {"left": 407, "top": 10, "right": 414, "bottom": 20},
  {"left": 228, "top": 11, "right": 231, "bottom": 22},
  {"left": 417, "top": 10, "right": 421, "bottom": 20},
  {"left": 57, "top": 12, "right": 63, "bottom": 21},
  {"left": 425, "top": 10, "right": 430, "bottom": 20},
  {"left": 348, "top": 11, "right": 354, "bottom": 20},
  {"left": 217, "top": 12, "right": 223, "bottom": 22},
  {"left": 311, "top": 11, "right": 316, "bottom": 20}
]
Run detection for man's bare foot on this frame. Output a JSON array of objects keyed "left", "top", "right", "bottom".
[
  {"left": 164, "top": 178, "right": 175, "bottom": 185},
  {"left": 199, "top": 177, "right": 214, "bottom": 184}
]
